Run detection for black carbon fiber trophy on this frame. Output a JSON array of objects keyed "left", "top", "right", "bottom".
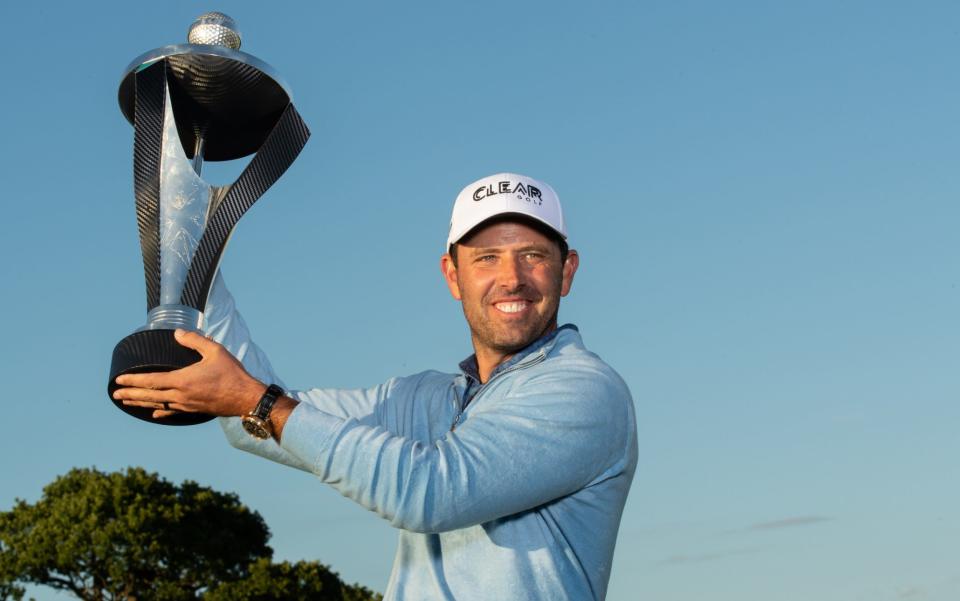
[{"left": 108, "top": 12, "right": 310, "bottom": 425}]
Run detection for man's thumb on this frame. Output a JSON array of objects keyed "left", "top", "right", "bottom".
[{"left": 174, "top": 328, "right": 212, "bottom": 353}]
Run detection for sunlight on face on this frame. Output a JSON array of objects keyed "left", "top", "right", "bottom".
[{"left": 441, "top": 221, "right": 578, "bottom": 365}]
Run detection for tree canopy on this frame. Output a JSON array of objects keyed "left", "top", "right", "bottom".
[
  {"left": 204, "top": 558, "right": 382, "bottom": 601},
  {"left": 0, "top": 467, "right": 380, "bottom": 601}
]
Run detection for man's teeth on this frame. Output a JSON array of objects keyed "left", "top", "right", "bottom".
[{"left": 495, "top": 302, "right": 528, "bottom": 313}]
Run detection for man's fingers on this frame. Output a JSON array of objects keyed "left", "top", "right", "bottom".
[
  {"left": 113, "top": 387, "right": 175, "bottom": 402},
  {"left": 122, "top": 399, "right": 193, "bottom": 413},
  {"left": 121, "top": 399, "right": 166, "bottom": 409},
  {"left": 114, "top": 372, "right": 174, "bottom": 390}
]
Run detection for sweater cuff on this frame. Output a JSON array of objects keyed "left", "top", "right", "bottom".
[{"left": 279, "top": 401, "right": 342, "bottom": 472}]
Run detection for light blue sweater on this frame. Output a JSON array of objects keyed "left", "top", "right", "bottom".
[{"left": 205, "top": 275, "right": 637, "bottom": 600}]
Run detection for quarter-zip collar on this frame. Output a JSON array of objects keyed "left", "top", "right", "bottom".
[
  {"left": 458, "top": 324, "right": 579, "bottom": 388},
  {"left": 451, "top": 324, "right": 578, "bottom": 430}
]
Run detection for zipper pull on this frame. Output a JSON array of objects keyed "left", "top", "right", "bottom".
[{"left": 450, "top": 383, "right": 463, "bottom": 431}]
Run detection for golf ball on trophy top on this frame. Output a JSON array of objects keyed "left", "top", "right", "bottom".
[{"left": 187, "top": 12, "right": 242, "bottom": 49}]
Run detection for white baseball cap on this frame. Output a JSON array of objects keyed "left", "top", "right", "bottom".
[{"left": 446, "top": 172, "right": 567, "bottom": 250}]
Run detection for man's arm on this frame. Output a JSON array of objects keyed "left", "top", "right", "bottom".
[
  {"left": 113, "top": 322, "right": 635, "bottom": 533},
  {"left": 279, "top": 365, "right": 635, "bottom": 533}
]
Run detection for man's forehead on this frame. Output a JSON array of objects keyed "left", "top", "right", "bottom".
[{"left": 457, "top": 219, "right": 556, "bottom": 249}]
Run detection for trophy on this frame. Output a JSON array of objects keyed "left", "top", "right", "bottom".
[{"left": 108, "top": 12, "right": 310, "bottom": 425}]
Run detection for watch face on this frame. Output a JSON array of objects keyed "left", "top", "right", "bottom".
[{"left": 242, "top": 415, "right": 271, "bottom": 439}]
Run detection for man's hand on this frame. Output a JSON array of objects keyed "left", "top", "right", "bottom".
[{"left": 113, "top": 329, "right": 265, "bottom": 421}]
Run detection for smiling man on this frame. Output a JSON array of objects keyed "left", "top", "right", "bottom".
[{"left": 114, "top": 172, "right": 638, "bottom": 601}]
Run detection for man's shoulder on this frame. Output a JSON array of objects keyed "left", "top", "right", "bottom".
[
  {"left": 546, "top": 327, "right": 627, "bottom": 384},
  {"left": 502, "top": 327, "right": 637, "bottom": 469},
  {"left": 384, "top": 369, "right": 458, "bottom": 393}
]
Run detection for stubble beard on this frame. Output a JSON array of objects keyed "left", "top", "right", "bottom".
[
  {"left": 461, "top": 274, "right": 563, "bottom": 356},
  {"left": 465, "top": 304, "right": 559, "bottom": 356}
]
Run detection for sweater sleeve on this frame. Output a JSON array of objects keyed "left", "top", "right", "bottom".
[
  {"left": 202, "top": 271, "right": 310, "bottom": 470},
  {"left": 278, "top": 359, "right": 633, "bottom": 533}
]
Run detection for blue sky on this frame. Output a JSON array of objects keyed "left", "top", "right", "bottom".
[{"left": 0, "top": 1, "right": 957, "bottom": 599}]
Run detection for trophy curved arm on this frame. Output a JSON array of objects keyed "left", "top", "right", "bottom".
[{"left": 180, "top": 103, "right": 310, "bottom": 310}]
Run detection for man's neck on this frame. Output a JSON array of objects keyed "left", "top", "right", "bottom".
[
  {"left": 471, "top": 324, "right": 558, "bottom": 383},
  {"left": 474, "top": 349, "right": 516, "bottom": 384}
]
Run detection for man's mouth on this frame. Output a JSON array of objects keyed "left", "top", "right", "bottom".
[{"left": 493, "top": 301, "right": 530, "bottom": 314}]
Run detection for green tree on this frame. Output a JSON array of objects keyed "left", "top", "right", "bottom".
[
  {"left": 0, "top": 468, "right": 380, "bottom": 601},
  {"left": 204, "top": 558, "right": 381, "bottom": 601},
  {"left": 0, "top": 580, "right": 25, "bottom": 601}
]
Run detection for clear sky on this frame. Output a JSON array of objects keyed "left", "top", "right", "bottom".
[{"left": 0, "top": 1, "right": 957, "bottom": 600}]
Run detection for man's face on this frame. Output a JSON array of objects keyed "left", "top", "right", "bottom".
[{"left": 441, "top": 220, "right": 579, "bottom": 360}]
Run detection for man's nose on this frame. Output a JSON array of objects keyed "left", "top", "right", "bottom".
[{"left": 496, "top": 255, "right": 524, "bottom": 290}]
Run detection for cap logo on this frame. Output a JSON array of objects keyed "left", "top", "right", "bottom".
[{"left": 472, "top": 180, "right": 543, "bottom": 206}]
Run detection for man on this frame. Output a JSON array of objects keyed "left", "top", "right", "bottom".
[{"left": 114, "top": 172, "right": 638, "bottom": 600}]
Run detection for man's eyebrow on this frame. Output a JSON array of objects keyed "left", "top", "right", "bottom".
[
  {"left": 519, "top": 243, "right": 553, "bottom": 252},
  {"left": 464, "top": 243, "right": 553, "bottom": 255},
  {"left": 512, "top": 243, "right": 554, "bottom": 254},
  {"left": 463, "top": 246, "right": 505, "bottom": 255}
]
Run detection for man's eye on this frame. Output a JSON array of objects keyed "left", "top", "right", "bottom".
[{"left": 476, "top": 255, "right": 497, "bottom": 263}]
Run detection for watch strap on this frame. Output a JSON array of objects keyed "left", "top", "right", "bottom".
[{"left": 253, "top": 384, "right": 284, "bottom": 421}]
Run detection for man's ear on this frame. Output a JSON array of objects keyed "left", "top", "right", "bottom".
[
  {"left": 440, "top": 253, "right": 462, "bottom": 300},
  {"left": 560, "top": 249, "right": 579, "bottom": 297}
]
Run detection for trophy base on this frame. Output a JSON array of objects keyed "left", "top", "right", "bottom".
[{"left": 108, "top": 329, "right": 214, "bottom": 426}]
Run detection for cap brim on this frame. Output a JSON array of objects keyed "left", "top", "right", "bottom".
[{"left": 448, "top": 212, "right": 567, "bottom": 251}]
